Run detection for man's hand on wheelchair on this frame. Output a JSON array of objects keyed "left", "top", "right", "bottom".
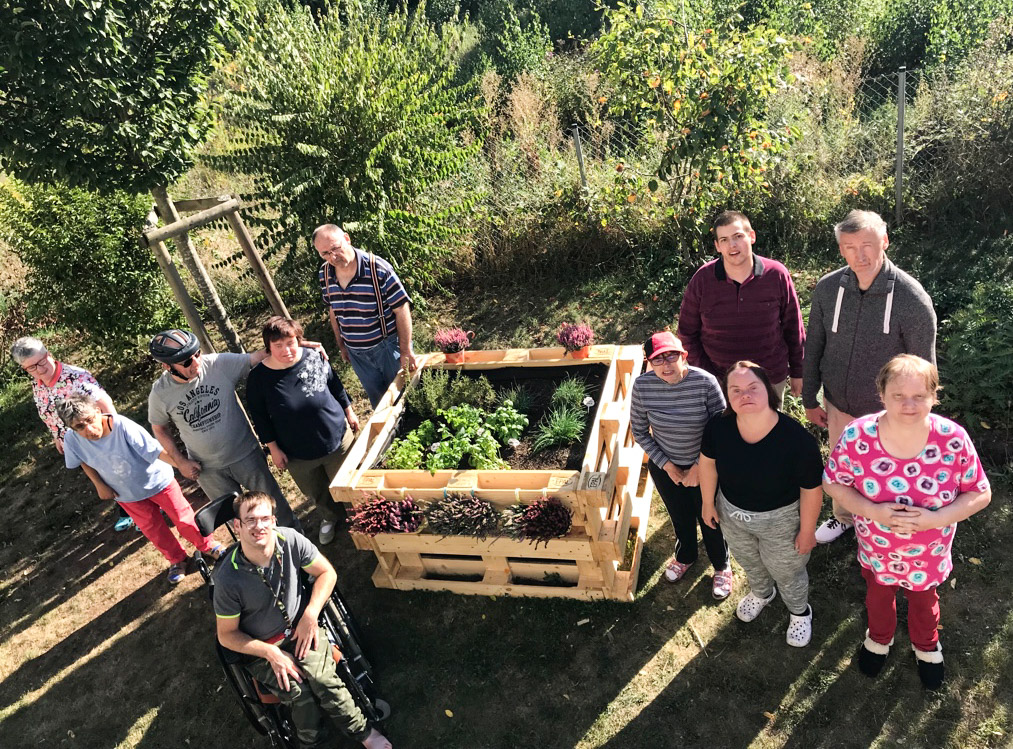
[
  {"left": 292, "top": 615, "right": 318, "bottom": 660},
  {"left": 267, "top": 646, "right": 304, "bottom": 692}
]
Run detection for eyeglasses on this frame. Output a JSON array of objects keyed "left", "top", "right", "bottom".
[
  {"left": 239, "top": 515, "right": 275, "bottom": 529},
  {"left": 650, "top": 351, "right": 684, "bottom": 365},
  {"left": 22, "top": 355, "right": 51, "bottom": 374}
]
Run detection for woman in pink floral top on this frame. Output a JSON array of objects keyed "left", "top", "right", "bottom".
[
  {"left": 823, "top": 354, "right": 991, "bottom": 690},
  {"left": 12, "top": 336, "right": 134, "bottom": 531}
]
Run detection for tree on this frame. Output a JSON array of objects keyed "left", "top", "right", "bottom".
[
  {"left": 0, "top": 0, "right": 242, "bottom": 350},
  {"left": 208, "top": 0, "right": 484, "bottom": 292},
  {"left": 593, "top": 2, "right": 801, "bottom": 263}
]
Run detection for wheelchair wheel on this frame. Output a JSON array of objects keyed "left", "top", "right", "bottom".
[{"left": 217, "top": 643, "right": 298, "bottom": 749}]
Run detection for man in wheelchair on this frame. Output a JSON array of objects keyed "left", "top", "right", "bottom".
[{"left": 214, "top": 491, "right": 393, "bottom": 749}]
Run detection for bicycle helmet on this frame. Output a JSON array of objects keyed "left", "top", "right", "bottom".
[{"left": 149, "top": 329, "right": 201, "bottom": 364}]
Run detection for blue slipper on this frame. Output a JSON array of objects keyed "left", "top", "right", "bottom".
[{"left": 114, "top": 516, "right": 135, "bottom": 532}]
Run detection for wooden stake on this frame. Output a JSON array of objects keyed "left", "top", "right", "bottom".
[
  {"left": 149, "top": 185, "right": 244, "bottom": 353},
  {"left": 226, "top": 200, "right": 290, "bottom": 318}
]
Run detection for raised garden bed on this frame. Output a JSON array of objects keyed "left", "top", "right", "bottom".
[{"left": 329, "top": 345, "right": 653, "bottom": 602}]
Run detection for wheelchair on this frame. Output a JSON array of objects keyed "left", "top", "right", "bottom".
[{"left": 194, "top": 493, "right": 391, "bottom": 748}]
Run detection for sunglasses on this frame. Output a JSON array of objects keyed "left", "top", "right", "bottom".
[
  {"left": 650, "top": 351, "right": 684, "bottom": 365},
  {"left": 175, "top": 351, "right": 201, "bottom": 369}
]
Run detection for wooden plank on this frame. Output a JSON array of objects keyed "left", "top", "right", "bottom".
[
  {"left": 390, "top": 576, "right": 606, "bottom": 600},
  {"left": 370, "top": 530, "right": 597, "bottom": 561},
  {"left": 509, "top": 561, "right": 580, "bottom": 584},
  {"left": 159, "top": 195, "right": 232, "bottom": 214},
  {"left": 482, "top": 556, "right": 511, "bottom": 585},
  {"left": 225, "top": 207, "right": 290, "bottom": 318},
  {"left": 143, "top": 197, "right": 241, "bottom": 244},
  {"left": 420, "top": 556, "right": 485, "bottom": 577}
]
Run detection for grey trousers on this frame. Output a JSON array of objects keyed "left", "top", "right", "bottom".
[
  {"left": 246, "top": 633, "right": 370, "bottom": 746},
  {"left": 717, "top": 491, "right": 810, "bottom": 614},
  {"left": 286, "top": 428, "right": 354, "bottom": 523},
  {"left": 197, "top": 448, "right": 301, "bottom": 531}
]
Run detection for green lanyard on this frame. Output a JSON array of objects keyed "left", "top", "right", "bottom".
[{"left": 251, "top": 539, "right": 294, "bottom": 636}]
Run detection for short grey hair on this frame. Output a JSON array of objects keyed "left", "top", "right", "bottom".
[
  {"left": 56, "top": 393, "right": 101, "bottom": 427},
  {"left": 311, "top": 223, "right": 344, "bottom": 244},
  {"left": 11, "top": 336, "right": 47, "bottom": 365},
  {"left": 834, "top": 210, "right": 888, "bottom": 241}
]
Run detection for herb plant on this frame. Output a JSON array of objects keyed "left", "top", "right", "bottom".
[
  {"left": 550, "top": 376, "right": 589, "bottom": 410},
  {"left": 448, "top": 374, "right": 496, "bottom": 411},
  {"left": 532, "top": 406, "right": 586, "bottom": 453},
  {"left": 556, "top": 322, "right": 595, "bottom": 351},
  {"left": 405, "top": 369, "right": 496, "bottom": 419},
  {"left": 424, "top": 493, "right": 501, "bottom": 539},
  {"left": 349, "top": 494, "right": 423, "bottom": 536},
  {"left": 498, "top": 384, "right": 535, "bottom": 414},
  {"left": 486, "top": 402, "right": 528, "bottom": 443}
]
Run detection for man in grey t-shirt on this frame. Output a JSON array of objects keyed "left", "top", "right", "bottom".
[{"left": 147, "top": 329, "right": 300, "bottom": 529}]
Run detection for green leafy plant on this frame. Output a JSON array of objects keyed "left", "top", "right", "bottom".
[
  {"left": 486, "top": 402, "right": 529, "bottom": 443},
  {"left": 498, "top": 385, "right": 536, "bottom": 414},
  {"left": 939, "top": 279, "right": 1013, "bottom": 435},
  {"left": 406, "top": 369, "right": 497, "bottom": 419},
  {"left": 550, "top": 376, "right": 589, "bottom": 411},
  {"left": 0, "top": 182, "right": 180, "bottom": 350},
  {"left": 424, "top": 493, "right": 502, "bottom": 539},
  {"left": 385, "top": 420, "right": 438, "bottom": 470},
  {"left": 492, "top": 5, "right": 551, "bottom": 82},
  {"left": 532, "top": 406, "right": 586, "bottom": 453},
  {"left": 209, "top": 0, "right": 484, "bottom": 293}
]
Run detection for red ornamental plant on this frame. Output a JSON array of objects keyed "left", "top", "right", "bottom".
[
  {"left": 556, "top": 322, "right": 595, "bottom": 352},
  {"left": 503, "top": 497, "right": 572, "bottom": 547},
  {"left": 349, "top": 493, "right": 423, "bottom": 536},
  {"left": 433, "top": 327, "right": 474, "bottom": 354}
]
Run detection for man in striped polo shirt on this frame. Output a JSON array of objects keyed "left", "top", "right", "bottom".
[
  {"left": 314, "top": 224, "right": 417, "bottom": 407},
  {"left": 677, "top": 210, "right": 805, "bottom": 407}
]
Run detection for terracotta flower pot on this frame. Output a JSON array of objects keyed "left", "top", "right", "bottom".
[
  {"left": 568, "top": 345, "right": 591, "bottom": 359},
  {"left": 445, "top": 351, "right": 466, "bottom": 364}
]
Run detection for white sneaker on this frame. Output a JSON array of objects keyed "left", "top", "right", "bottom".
[
  {"left": 786, "top": 605, "right": 813, "bottom": 647},
  {"left": 319, "top": 520, "right": 336, "bottom": 545},
  {"left": 815, "top": 517, "right": 852, "bottom": 544},
  {"left": 736, "top": 588, "right": 777, "bottom": 623}
]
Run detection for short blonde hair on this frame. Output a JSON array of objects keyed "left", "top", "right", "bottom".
[{"left": 875, "top": 354, "right": 939, "bottom": 399}]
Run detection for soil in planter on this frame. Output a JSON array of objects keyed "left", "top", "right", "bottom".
[{"left": 380, "top": 364, "right": 608, "bottom": 472}]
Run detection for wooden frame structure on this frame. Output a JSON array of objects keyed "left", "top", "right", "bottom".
[
  {"left": 330, "top": 345, "right": 653, "bottom": 602},
  {"left": 140, "top": 192, "right": 289, "bottom": 354}
]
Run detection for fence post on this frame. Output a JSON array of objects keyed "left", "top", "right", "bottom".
[
  {"left": 572, "top": 124, "right": 588, "bottom": 189},
  {"left": 895, "top": 67, "right": 906, "bottom": 225}
]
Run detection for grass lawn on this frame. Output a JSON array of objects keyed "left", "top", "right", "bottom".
[{"left": 0, "top": 274, "right": 1009, "bottom": 748}]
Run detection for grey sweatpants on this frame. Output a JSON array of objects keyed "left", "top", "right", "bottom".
[
  {"left": 717, "top": 491, "right": 810, "bottom": 614},
  {"left": 197, "top": 447, "right": 301, "bottom": 531}
]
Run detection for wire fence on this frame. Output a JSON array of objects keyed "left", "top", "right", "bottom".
[{"left": 174, "top": 63, "right": 1009, "bottom": 346}]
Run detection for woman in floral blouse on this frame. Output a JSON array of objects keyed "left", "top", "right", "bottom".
[
  {"left": 12, "top": 336, "right": 134, "bottom": 531},
  {"left": 823, "top": 354, "right": 991, "bottom": 689}
]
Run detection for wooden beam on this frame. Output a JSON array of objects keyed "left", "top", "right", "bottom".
[
  {"left": 141, "top": 197, "right": 241, "bottom": 245},
  {"left": 225, "top": 202, "right": 290, "bottom": 318},
  {"left": 159, "top": 195, "right": 233, "bottom": 214}
]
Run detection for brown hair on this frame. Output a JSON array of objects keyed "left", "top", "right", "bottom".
[
  {"left": 262, "top": 316, "right": 304, "bottom": 350},
  {"left": 875, "top": 354, "right": 939, "bottom": 400},
  {"left": 713, "top": 210, "right": 752, "bottom": 234},
  {"left": 233, "top": 491, "right": 277, "bottom": 520},
  {"left": 722, "top": 360, "right": 780, "bottom": 414}
]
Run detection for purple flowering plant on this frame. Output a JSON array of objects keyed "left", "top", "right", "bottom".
[
  {"left": 556, "top": 322, "right": 595, "bottom": 352},
  {"left": 433, "top": 327, "right": 473, "bottom": 354},
  {"left": 349, "top": 493, "right": 423, "bottom": 536}
]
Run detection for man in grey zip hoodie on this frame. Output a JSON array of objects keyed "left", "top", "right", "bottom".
[{"left": 802, "top": 210, "right": 937, "bottom": 543}]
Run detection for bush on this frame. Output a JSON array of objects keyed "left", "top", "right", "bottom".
[
  {"left": 406, "top": 369, "right": 496, "bottom": 419},
  {"left": 210, "top": 0, "right": 484, "bottom": 294},
  {"left": 938, "top": 279, "right": 1013, "bottom": 435},
  {"left": 490, "top": 5, "right": 551, "bottom": 82},
  {"left": 0, "top": 180, "right": 179, "bottom": 351}
]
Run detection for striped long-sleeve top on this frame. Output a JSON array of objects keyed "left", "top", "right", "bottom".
[
  {"left": 318, "top": 248, "right": 410, "bottom": 349},
  {"left": 630, "top": 367, "right": 726, "bottom": 468}
]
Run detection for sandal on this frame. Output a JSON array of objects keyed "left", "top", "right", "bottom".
[{"left": 664, "top": 556, "right": 694, "bottom": 583}]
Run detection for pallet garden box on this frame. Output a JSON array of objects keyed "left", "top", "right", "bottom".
[{"left": 329, "top": 345, "right": 653, "bottom": 602}]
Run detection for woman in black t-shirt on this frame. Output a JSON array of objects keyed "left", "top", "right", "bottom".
[
  {"left": 699, "top": 361, "right": 824, "bottom": 647},
  {"left": 247, "top": 316, "right": 359, "bottom": 546}
]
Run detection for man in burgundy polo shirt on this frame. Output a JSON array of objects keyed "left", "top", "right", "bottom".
[{"left": 677, "top": 211, "right": 805, "bottom": 406}]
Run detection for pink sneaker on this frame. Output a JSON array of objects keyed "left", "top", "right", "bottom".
[
  {"left": 712, "top": 568, "right": 734, "bottom": 600},
  {"left": 664, "top": 556, "right": 694, "bottom": 583}
]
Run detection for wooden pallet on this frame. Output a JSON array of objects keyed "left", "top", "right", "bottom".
[{"left": 330, "top": 345, "right": 652, "bottom": 602}]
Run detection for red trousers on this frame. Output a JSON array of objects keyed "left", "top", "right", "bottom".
[
  {"left": 118, "top": 480, "right": 214, "bottom": 564},
  {"left": 862, "top": 566, "right": 940, "bottom": 652}
]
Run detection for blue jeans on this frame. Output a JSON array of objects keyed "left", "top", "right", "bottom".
[{"left": 346, "top": 336, "right": 403, "bottom": 407}]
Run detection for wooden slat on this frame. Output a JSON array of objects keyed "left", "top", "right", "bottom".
[
  {"left": 390, "top": 576, "right": 606, "bottom": 600},
  {"left": 370, "top": 530, "right": 597, "bottom": 560}
]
